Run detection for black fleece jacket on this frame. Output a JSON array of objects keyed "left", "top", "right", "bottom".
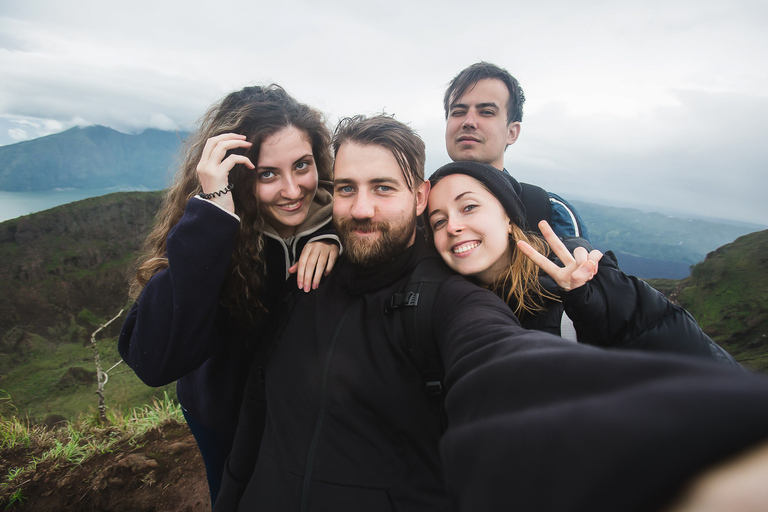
[{"left": 216, "top": 235, "right": 768, "bottom": 512}]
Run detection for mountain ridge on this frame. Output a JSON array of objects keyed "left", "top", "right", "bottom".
[
  {"left": 572, "top": 200, "right": 763, "bottom": 278},
  {"left": 0, "top": 125, "right": 187, "bottom": 192}
]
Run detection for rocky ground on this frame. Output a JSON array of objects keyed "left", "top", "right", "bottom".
[{"left": 1, "top": 420, "right": 210, "bottom": 512}]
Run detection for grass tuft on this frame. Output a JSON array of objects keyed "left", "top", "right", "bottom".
[{"left": 0, "top": 392, "right": 185, "bottom": 508}]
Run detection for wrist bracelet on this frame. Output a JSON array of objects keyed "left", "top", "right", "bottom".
[{"left": 199, "top": 182, "right": 234, "bottom": 200}]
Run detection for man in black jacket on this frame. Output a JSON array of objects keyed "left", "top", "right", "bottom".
[
  {"left": 443, "top": 61, "right": 590, "bottom": 241},
  {"left": 216, "top": 114, "right": 768, "bottom": 512}
]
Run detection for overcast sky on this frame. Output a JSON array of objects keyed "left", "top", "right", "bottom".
[{"left": 2, "top": 0, "right": 767, "bottom": 224}]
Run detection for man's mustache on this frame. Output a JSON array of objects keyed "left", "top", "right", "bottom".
[{"left": 337, "top": 218, "right": 390, "bottom": 234}]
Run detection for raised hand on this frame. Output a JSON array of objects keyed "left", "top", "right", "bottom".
[
  {"left": 196, "top": 133, "right": 254, "bottom": 213},
  {"left": 288, "top": 240, "right": 340, "bottom": 292},
  {"left": 517, "top": 220, "right": 602, "bottom": 291}
]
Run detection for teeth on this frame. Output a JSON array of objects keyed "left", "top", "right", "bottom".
[
  {"left": 453, "top": 241, "right": 479, "bottom": 254},
  {"left": 281, "top": 201, "right": 301, "bottom": 209}
]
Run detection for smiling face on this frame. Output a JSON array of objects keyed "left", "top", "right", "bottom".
[
  {"left": 255, "top": 126, "right": 319, "bottom": 238},
  {"left": 445, "top": 78, "right": 520, "bottom": 170},
  {"left": 428, "top": 173, "right": 513, "bottom": 285},
  {"left": 332, "top": 142, "right": 429, "bottom": 268}
]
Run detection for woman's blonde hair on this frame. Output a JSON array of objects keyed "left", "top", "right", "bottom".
[
  {"left": 492, "top": 224, "right": 558, "bottom": 317},
  {"left": 129, "top": 84, "right": 332, "bottom": 322}
]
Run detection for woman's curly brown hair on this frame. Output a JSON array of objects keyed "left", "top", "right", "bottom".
[{"left": 129, "top": 84, "right": 332, "bottom": 323}]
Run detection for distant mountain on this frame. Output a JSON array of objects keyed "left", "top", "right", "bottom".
[
  {"left": 648, "top": 229, "right": 768, "bottom": 372},
  {"left": 0, "top": 125, "right": 187, "bottom": 191},
  {"left": 572, "top": 201, "right": 765, "bottom": 279}
]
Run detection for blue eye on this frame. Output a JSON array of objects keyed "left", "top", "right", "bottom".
[
  {"left": 259, "top": 171, "right": 275, "bottom": 180},
  {"left": 432, "top": 219, "right": 446, "bottom": 230}
]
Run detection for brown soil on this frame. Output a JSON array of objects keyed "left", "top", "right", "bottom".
[{"left": 1, "top": 420, "right": 210, "bottom": 512}]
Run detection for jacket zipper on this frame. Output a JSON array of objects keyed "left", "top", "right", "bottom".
[{"left": 300, "top": 301, "right": 356, "bottom": 512}]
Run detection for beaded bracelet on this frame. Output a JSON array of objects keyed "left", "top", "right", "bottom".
[{"left": 199, "top": 182, "right": 234, "bottom": 200}]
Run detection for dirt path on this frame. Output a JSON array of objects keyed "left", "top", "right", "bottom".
[{"left": 2, "top": 420, "right": 210, "bottom": 511}]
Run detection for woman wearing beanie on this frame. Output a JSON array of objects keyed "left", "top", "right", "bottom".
[{"left": 426, "top": 161, "right": 738, "bottom": 363}]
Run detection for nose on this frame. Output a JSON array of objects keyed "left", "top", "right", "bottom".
[
  {"left": 350, "top": 192, "right": 375, "bottom": 219},
  {"left": 462, "top": 111, "right": 477, "bottom": 130},
  {"left": 281, "top": 174, "right": 301, "bottom": 199},
  {"left": 446, "top": 215, "right": 463, "bottom": 235}
]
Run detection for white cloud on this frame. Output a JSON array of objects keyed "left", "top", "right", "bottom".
[
  {"left": 1, "top": 0, "right": 766, "bottom": 224},
  {"left": 8, "top": 128, "right": 28, "bottom": 141}
]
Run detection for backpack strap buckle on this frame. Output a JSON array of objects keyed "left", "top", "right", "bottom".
[
  {"left": 425, "top": 380, "right": 443, "bottom": 396},
  {"left": 386, "top": 291, "right": 420, "bottom": 313}
]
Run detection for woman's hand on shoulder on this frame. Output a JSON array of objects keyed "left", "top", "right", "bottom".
[
  {"left": 196, "top": 133, "right": 254, "bottom": 213},
  {"left": 517, "top": 220, "right": 602, "bottom": 292},
  {"left": 289, "top": 241, "right": 340, "bottom": 293}
]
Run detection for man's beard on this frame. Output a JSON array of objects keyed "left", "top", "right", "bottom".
[{"left": 334, "top": 213, "right": 416, "bottom": 268}]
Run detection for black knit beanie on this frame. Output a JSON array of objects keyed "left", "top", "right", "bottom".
[{"left": 428, "top": 161, "right": 527, "bottom": 229}]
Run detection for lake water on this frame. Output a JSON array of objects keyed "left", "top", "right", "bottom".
[{"left": 0, "top": 188, "right": 159, "bottom": 223}]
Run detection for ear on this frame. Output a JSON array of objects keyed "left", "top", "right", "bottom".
[
  {"left": 415, "top": 180, "right": 431, "bottom": 216},
  {"left": 506, "top": 122, "right": 521, "bottom": 146},
  {"left": 507, "top": 217, "right": 515, "bottom": 235}
]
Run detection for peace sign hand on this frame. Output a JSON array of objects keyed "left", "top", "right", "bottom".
[
  {"left": 517, "top": 220, "right": 603, "bottom": 292},
  {"left": 196, "top": 133, "right": 254, "bottom": 213}
]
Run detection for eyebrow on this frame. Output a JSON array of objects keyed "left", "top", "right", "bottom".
[
  {"left": 428, "top": 191, "right": 474, "bottom": 218},
  {"left": 450, "top": 101, "right": 500, "bottom": 111},
  {"left": 257, "top": 153, "right": 313, "bottom": 171},
  {"left": 427, "top": 208, "right": 442, "bottom": 219},
  {"left": 333, "top": 177, "right": 402, "bottom": 187}
]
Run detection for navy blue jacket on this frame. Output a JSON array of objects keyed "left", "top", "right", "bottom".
[{"left": 119, "top": 192, "right": 336, "bottom": 434}]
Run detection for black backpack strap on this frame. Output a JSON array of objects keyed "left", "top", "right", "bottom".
[
  {"left": 386, "top": 256, "right": 454, "bottom": 432},
  {"left": 520, "top": 182, "right": 553, "bottom": 235}
]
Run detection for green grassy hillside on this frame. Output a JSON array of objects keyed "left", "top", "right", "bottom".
[
  {"left": 0, "top": 192, "right": 173, "bottom": 420},
  {"left": 678, "top": 230, "right": 768, "bottom": 370},
  {"left": 649, "top": 229, "right": 768, "bottom": 372}
]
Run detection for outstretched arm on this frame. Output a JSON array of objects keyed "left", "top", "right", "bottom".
[{"left": 434, "top": 278, "right": 767, "bottom": 512}]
